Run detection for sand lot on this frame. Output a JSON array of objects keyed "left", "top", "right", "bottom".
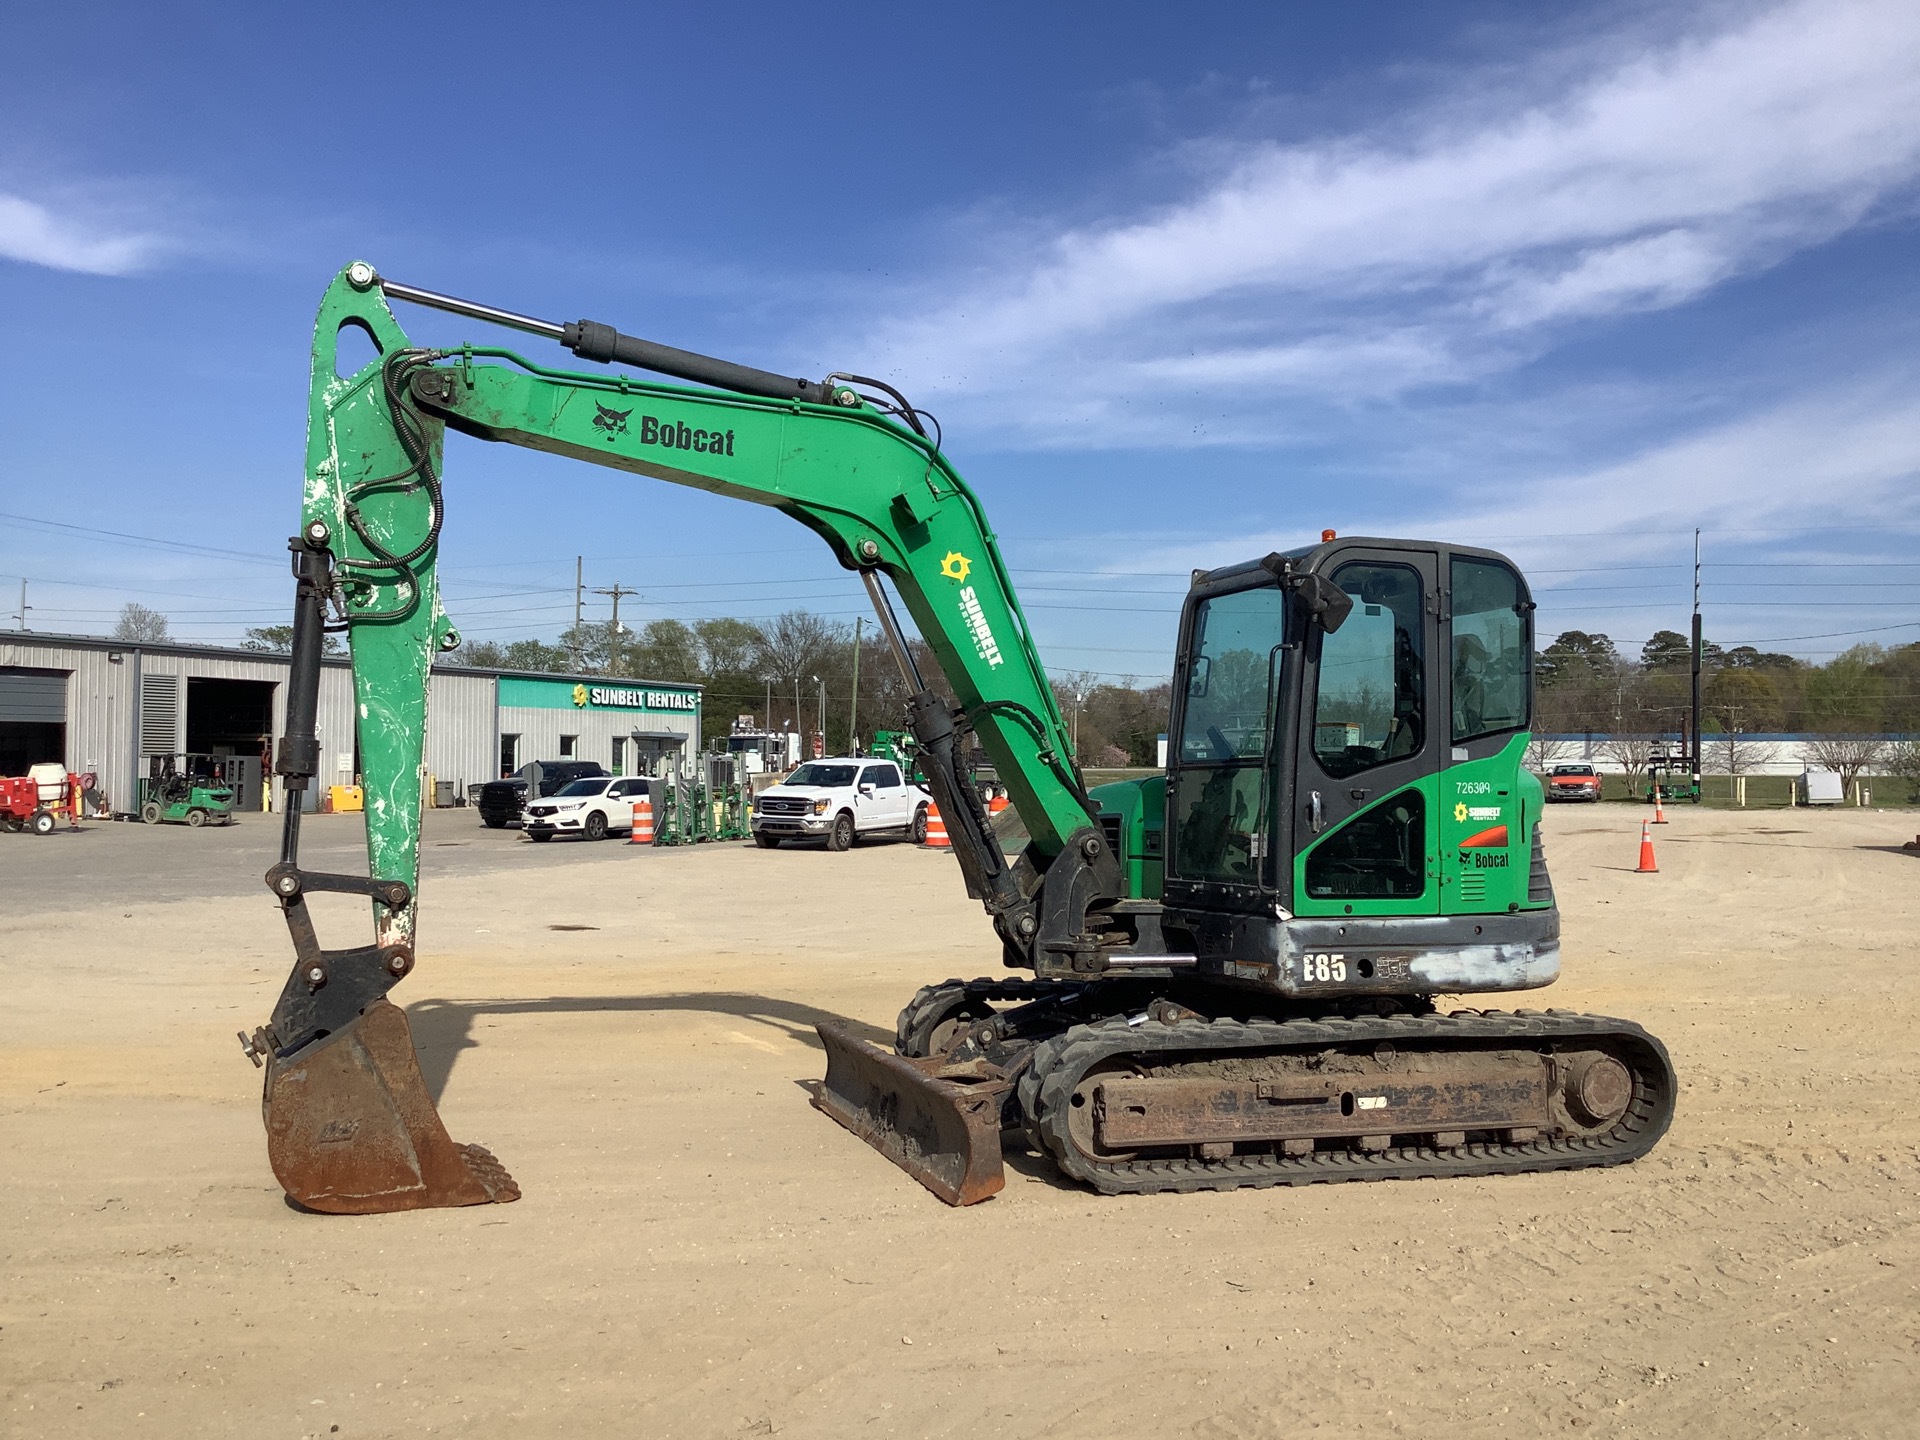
[{"left": 3, "top": 804, "right": 1918, "bottom": 1438}]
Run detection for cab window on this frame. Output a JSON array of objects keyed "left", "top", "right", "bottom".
[
  {"left": 1451, "top": 557, "right": 1529, "bottom": 743},
  {"left": 1312, "top": 562, "right": 1424, "bottom": 779},
  {"left": 1178, "top": 587, "right": 1285, "bottom": 763},
  {"left": 1170, "top": 585, "right": 1285, "bottom": 887},
  {"left": 865, "top": 764, "right": 902, "bottom": 787},
  {"left": 1304, "top": 789, "right": 1426, "bottom": 898}
]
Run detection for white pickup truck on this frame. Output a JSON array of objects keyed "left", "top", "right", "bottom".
[{"left": 750, "top": 758, "right": 930, "bottom": 851}]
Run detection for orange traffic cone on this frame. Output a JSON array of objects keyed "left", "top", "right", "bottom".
[
  {"left": 923, "top": 803, "right": 951, "bottom": 849},
  {"left": 1651, "top": 786, "right": 1668, "bottom": 824},
  {"left": 988, "top": 793, "right": 1009, "bottom": 815},
  {"left": 1635, "top": 818, "right": 1658, "bottom": 873},
  {"left": 629, "top": 794, "right": 654, "bottom": 845}
]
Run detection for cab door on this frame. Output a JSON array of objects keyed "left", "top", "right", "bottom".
[
  {"left": 855, "top": 763, "right": 897, "bottom": 827},
  {"left": 1291, "top": 549, "right": 1441, "bottom": 917},
  {"left": 1163, "top": 581, "right": 1289, "bottom": 914},
  {"left": 866, "top": 762, "right": 910, "bottom": 826}
]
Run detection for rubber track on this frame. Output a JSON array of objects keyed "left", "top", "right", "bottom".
[
  {"left": 894, "top": 977, "right": 1081, "bottom": 1056},
  {"left": 1018, "top": 1008, "right": 1676, "bottom": 1195}
]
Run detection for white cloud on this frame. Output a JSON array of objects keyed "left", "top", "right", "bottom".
[
  {"left": 1113, "top": 376, "right": 1920, "bottom": 648},
  {"left": 0, "top": 191, "right": 164, "bottom": 275},
  {"left": 865, "top": 0, "right": 1920, "bottom": 437}
]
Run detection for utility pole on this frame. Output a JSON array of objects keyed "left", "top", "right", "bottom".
[
  {"left": 11, "top": 579, "right": 28, "bottom": 631},
  {"left": 592, "top": 583, "right": 636, "bottom": 632},
  {"left": 568, "top": 556, "right": 584, "bottom": 671},
  {"left": 592, "top": 583, "right": 637, "bottom": 672},
  {"left": 847, "top": 616, "right": 863, "bottom": 750},
  {"left": 1690, "top": 528, "right": 1703, "bottom": 798},
  {"left": 813, "top": 674, "right": 826, "bottom": 753}
]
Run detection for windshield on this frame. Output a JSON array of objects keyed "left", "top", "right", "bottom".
[
  {"left": 786, "top": 763, "right": 858, "bottom": 787},
  {"left": 1552, "top": 765, "right": 1594, "bottom": 776},
  {"left": 555, "top": 777, "right": 611, "bottom": 797}
]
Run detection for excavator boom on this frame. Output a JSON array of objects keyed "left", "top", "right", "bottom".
[{"left": 252, "top": 263, "right": 1120, "bottom": 1210}]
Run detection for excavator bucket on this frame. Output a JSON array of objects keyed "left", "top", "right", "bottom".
[
  {"left": 811, "top": 1020, "right": 1008, "bottom": 1206},
  {"left": 262, "top": 999, "right": 519, "bottom": 1214}
]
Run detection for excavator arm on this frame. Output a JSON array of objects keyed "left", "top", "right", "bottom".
[{"left": 248, "top": 262, "right": 1127, "bottom": 1212}]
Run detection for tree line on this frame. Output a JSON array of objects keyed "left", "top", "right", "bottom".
[
  {"left": 1535, "top": 628, "right": 1920, "bottom": 789},
  {"left": 448, "top": 612, "right": 1173, "bottom": 766}
]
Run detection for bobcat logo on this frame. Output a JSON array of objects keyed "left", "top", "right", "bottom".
[{"left": 592, "top": 402, "right": 632, "bottom": 438}]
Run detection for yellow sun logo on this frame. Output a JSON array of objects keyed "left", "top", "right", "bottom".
[
  {"left": 940, "top": 551, "right": 972, "bottom": 583},
  {"left": 1453, "top": 801, "right": 1469, "bottom": 823},
  {"left": 572, "top": 684, "right": 589, "bottom": 707}
]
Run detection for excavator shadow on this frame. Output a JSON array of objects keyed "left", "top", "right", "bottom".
[{"left": 404, "top": 993, "right": 894, "bottom": 1103}]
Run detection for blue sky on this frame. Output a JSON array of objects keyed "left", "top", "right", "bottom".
[{"left": 3, "top": 0, "right": 1918, "bottom": 679}]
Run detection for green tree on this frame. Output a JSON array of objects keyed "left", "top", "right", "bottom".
[
  {"left": 694, "top": 618, "right": 762, "bottom": 675},
  {"left": 1640, "top": 630, "right": 1721, "bottom": 671},
  {"left": 695, "top": 617, "right": 773, "bottom": 747},
  {"left": 1721, "top": 645, "right": 1799, "bottom": 671},
  {"left": 1868, "top": 642, "right": 1920, "bottom": 734},
  {"left": 1703, "top": 667, "right": 1783, "bottom": 734},
  {"left": 446, "top": 639, "right": 506, "bottom": 668},
  {"left": 1536, "top": 631, "right": 1619, "bottom": 688},
  {"left": 631, "top": 618, "right": 700, "bottom": 681},
  {"left": 1639, "top": 630, "right": 1690, "bottom": 670},
  {"left": 1805, "top": 645, "right": 1888, "bottom": 731},
  {"left": 498, "top": 638, "right": 570, "bottom": 672},
  {"left": 1535, "top": 631, "right": 1621, "bottom": 736}
]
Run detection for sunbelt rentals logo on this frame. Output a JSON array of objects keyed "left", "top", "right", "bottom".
[{"left": 938, "top": 550, "right": 1002, "bottom": 668}]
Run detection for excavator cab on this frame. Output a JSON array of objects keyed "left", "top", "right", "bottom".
[{"left": 1155, "top": 538, "right": 1551, "bottom": 988}]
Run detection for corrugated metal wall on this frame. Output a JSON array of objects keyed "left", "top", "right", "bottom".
[
  {"left": 425, "top": 670, "right": 497, "bottom": 796},
  {"left": 1, "top": 637, "right": 701, "bottom": 810},
  {"left": 0, "top": 638, "right": 360, "bottom": 814},
  {"left": 2, "top": 641, "right": 140, "bottom": 808}
]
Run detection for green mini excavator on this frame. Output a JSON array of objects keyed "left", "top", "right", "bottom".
[{"left": 241, "top": 263, "right": 1674, "bottom": 1213}]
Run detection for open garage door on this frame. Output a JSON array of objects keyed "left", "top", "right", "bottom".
[
  {"left": 187, "top": 677, "right": 275, "bottom": 812},
  {"left": 0, "top": 667, "right": 68, "bottom": 777}
]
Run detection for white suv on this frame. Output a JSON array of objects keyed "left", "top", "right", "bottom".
[
  {"left": 751, "top": 758, "right": 929, "bottom": 851},
  {"left": 523, "top": 775, "right": 650, "bottom": 842}
]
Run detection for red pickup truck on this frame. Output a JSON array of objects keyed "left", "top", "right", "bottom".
[{"left": 1546, "top": 762, "right": 1604, "bottom": 802}]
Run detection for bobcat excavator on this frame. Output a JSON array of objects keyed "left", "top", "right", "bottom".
[{"left": 242, "top": 262, "right": 1675, "bottom": 1213}]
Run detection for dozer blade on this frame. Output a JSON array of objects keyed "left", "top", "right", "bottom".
[
  {"left": 262, "top": 999, "right": 519, "bottom": 1214},
  {"left": 811, "top": 1020, "right": 1007, "bottom": 1206}
]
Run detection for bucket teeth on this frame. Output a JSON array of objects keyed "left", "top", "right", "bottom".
[
  {"left": 262, "top": 999, "right": 518, "bottom": 1214},
  {"left": 811, "top": 1020, "right": 1007, "bottom": 1206}
]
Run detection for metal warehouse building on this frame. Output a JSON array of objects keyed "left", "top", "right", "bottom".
[{"left": 0, "top": 633, "right": 701, "bottom": 815}]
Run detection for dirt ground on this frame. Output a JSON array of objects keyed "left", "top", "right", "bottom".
[{"left": 4, "top": 804, "right": 1919, "bottom": 1438}]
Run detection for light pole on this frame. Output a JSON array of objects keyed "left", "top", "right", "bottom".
[
  {"left": 811, "top": 674, "right": 825, "bottom": 755},
  {"left": 1071, "top": 678, "right": 1093, "bottom": 756},
  {"left": 848, "top": 616, "right": 863, "bottom": 750}
]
